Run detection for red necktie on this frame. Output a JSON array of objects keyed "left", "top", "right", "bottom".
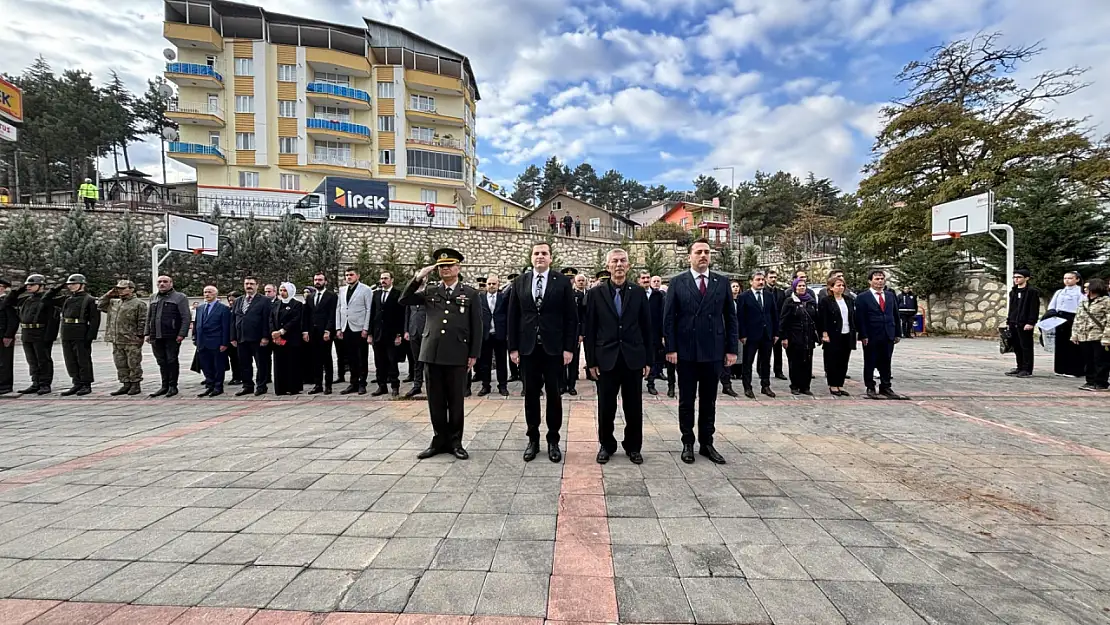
[
  {"left": 698, "top": 275, "right": 706, "bottom": 296},
  {"left": 878, "top": 291, "right": 886, "bottom": 312}
]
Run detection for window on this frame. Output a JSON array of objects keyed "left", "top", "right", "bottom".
[
  {"left": 612, "top": 219, "right": 620, "bottom": 233},
  {"left": 279, "top": 137, "right": 298, "bottom": 154},
  {"left": 238, "top": 171, "right": 259, "bottom": 188},
  {"left": 406, "top": 150, "right": 463, "bottom": 177},
  {"left": 280, "top": 173, "right": 300, "bottom": 190},
  {"left": 377, "top": 82, "right": 394, "bottom": 98},
  {"left": 377, "top": 116, "right": 395, "bottom": 132},
  {"left": 388, "top": 184, "right": 397, "bottom": 200},
  {"left": 278, "top": 100, "right": 297, "bottom": 118},
  {"left": 481, "top": 204, "right": 492, "bottom": 216},
  {"left": 315, "top": 72, "right": 349, "bottom": 86},
  {"left": 234, "top": 95, "right": 254, "bottom": 113},
  {"left": 409, "top": 94, "right": 435, "bottom": 112},
  {"left": 554, "top": 200, "right": 561, "bottom": 210},
  {"left": 379, "top": 149, "right": 394, "bottom": 165},
  {"left": 589, "top": 218, "right": 600, "bottom": 233},
  {"left": 410, "top": 126, "right": 434, "bottom": 141},
  {"left": 314, "top": 141, "right": 352, "bottom": 162},
  {"left": 208, "top": 131, "right": 221, "bottom": 147},
  {"left": 277, "top": 64, "right": 296, "bottom": 82},
  {"left": 679, "top": 217, "right": 688, "bottom": 228},
  {"left": 235, "top": 132, "right": 256, "bottom": 150},
  {"left": 420, "top": 189, "right": 438, "bottom": 205},
  {"left": 234, "top": 58, "right": 253, "bottom": 76},
  {"left": 205, "top": 55, "right": 217, "bottom": 68},
  {"left": 502, "top": 204, "right": 509, "bottom": 216},
  {"left": 313, "top": 105, "right": 350, "bottom": 122}
]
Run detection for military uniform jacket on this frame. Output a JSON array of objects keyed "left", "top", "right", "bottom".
[
  {"left": 399, "top": 278, "right": 482, "bottom": 366},
  {"left": 54, "top": 291, "right": 101, "bottom": 342},
  {"left": 4, "top": 287, "right": 60, "bottom": 342},
  {"left": 0, "top": 294, "right": 17, "bottom": 340},
  {"left": 99, "top": 295, "right": 148, "bottom": 345}
]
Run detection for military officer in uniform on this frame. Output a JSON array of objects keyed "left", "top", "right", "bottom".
[
  {"left": 562, "top": 267, "right": 585, "bottom": 395},
  {"left": 3, "top": 275, "right": 61, "bottom": 395},
  {"left": 53, "top": 274, "right": 101, "bottom": 396},
  {"left": 100, "top": 280, "right": 149, "bottom": 396},
  {"left": 0, "top": 279, "right": 17, "bottom": 396},
  {"left": 401, "top": 248, "right": 483, "bottom": 460}
]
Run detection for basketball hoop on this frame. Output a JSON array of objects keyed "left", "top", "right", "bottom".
[
  {"left": 948, "top": 231, "right": 961, "bottom": 240},
  {"left": 191, "top": 248, "right": 218, "bottom": 256}
]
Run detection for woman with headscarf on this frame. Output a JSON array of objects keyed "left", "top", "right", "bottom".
[
  {"left": 270, "top": 282, "right": 304, "bottom": 395},
  {"left": 779, "top": 277, "right": 819, "bottom": 395}
]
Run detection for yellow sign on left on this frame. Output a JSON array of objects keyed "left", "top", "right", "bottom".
[{"left": 0, "top": 77, "right": 23, "bottom": 124}]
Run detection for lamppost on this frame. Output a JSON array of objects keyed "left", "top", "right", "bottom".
[{"left": 713, "top": 166, "right": 736, "bottom": 250}]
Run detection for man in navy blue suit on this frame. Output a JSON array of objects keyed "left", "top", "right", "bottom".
[
  {"left": 663, "top": 239, "right": 739, "bottom": 464},
  {"left": 193, "top": 285, "right": 232, "bottom": 397},
  {"left": 855, "top": 269, "right": 909, "bottom": 400},
  {"left": 477, "top": 274, "right": 510, "bottom": 396},
  {"left": 737, "top": 270, "right": 779, "bottom": 399},
  {"left": 232, "top": 276, "right": 273, "bottom": 396}
]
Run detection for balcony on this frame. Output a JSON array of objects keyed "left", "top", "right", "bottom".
[
  {"left": 306, "top": 117, "right": 372, "bottom": 143},
  {"left": 165, "top": 100, "right": 224, "bottom": 127},
  {"left": 167, "top": 142, "right": 226, "bottom": 166},
  {"left": 164, "top": 22, "right": 223, "bottom": 52},
  {"left": 406, "top": 103, "right": 464, "bottom": 127},
  {"left": 306, "top": 47, "right": 371, "bottom": 77},
  {"left": 406, "top": 135, "right": 463, "bottom": 152},
  {"left": 306, "top": 154, "right": 372, "bottom": 175},
  {"left": 165, "top": 62, "right": 223, "bottom": 89},
  {"left": 405, "top": 69, "right": 464, "bottom": 96},
  {"left": 306, "top": 82, "right": 371, "bottom": 110},
  {"left": 407, "top": 166, "right": 463, "bottom": 181}
]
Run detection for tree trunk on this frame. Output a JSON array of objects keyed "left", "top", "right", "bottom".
[
  {"left": 160, "top": 138, "right": 167, "bottom": 185},
  {"left": 112, "top": 144, "right": 119, "bottom": 175},
  {"left": 122, "top": 142, "right": 132, "bottom": 171}
]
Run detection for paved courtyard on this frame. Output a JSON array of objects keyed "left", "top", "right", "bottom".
[{"left": 0, "top": 337, "right": 1107, "bottom": 624}]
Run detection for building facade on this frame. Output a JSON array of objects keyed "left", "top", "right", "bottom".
[
  {"left": 162, "top": 0, "right": 479, "bottom": 215},
  {"left": 660, "top": 201, "right": 731, "bottom": 246},
  {"left": 470, "top": 184, "right": 528, "bottom": 231},
  {"left": 521, "top": 192, "right": 638, "bottom": 240}
]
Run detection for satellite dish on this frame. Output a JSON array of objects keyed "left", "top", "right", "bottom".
[
  {"left": 162, "top": 127, "right": 180, "bottom": 142},
  {"left": 163, "top": 48, "right": 177, "bottom": 61},
  {"left": 157, "top": 83, "right": 174, "bottom": 99}
]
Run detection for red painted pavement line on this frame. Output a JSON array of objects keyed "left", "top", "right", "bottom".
[
  {"left": 921, "top": 402, "right": 1110, "bottom": 465},
  {"left": 0, "top": 404, "right": 258, "bottom": 492}
]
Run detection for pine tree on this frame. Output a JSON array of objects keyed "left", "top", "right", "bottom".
[
  {"left": 834, "top": 234, "right": 873, "bottom": 293},
  {"left": 133, "top": 78, "right": 175, "bottom": 183},
  {"left": 511, "top": 164, "right": 541, "bottom": 207},
  {"left": 354, "top": 240, "right": 374, "bottom": 279},
  {"left": 101, "top": 70, "right": 138, "bottom": 173},
  {"left": 641, "top": 240, "right": 670, "bottom": 277},
  {"left": 268, "top": 213, "right": 305, "bottom": 282},
  {"left": 305, "top": 221, "right": 343, "bottom": 285},
  {"left": 109, "top": 212, "right": 147, "bottom": 281},
  {"left": 892, "top": 243, "right": 964, "bottom": 298},
  {"left": 53, "top": 207, "right": 107, "bottom": 291},
  {"left": 591, "top": 248, "right": 606, "bottom": 277},
  {"left": 693, "top": 175, "right": 723, "bottom": 202},
  {"left": 539, "top": 156, "right": 566, "bottom": 202},
  {"left": 1, "top": 210, "right": 46, "bottom": 274},
  {"left": 740, "top": 245, "right": 761, "bottom": 278},
  {"left": 231, "top": 213, "right": 271, "bottom": 282},
  {"left": 715, "top": 245, "right": 738, "bottom": 274},
  {"left": 379, "top": 242, "right": 408, "bottom": 282}
]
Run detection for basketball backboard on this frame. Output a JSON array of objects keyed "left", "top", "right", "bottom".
[
  {"left": 167, "top": 214, "right": 220, "bottom": 256},
  {"left": 931, "top": 192, "right": 993, "bottom": 241}
]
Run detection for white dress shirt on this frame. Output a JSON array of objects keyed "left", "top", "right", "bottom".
[
  {"left": 487, "top": 292, "right": 497, "bottom": 332},
  {"left": 836, "top": 297, "right": 850, "bottom": 334},
  {"left": 689, "top": 268, "right": 709, "bottom": 288}
]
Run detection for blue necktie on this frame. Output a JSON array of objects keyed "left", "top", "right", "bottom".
[
  {"left": 614, "top": 288, "right": 622, "bottom": 318},
  {"left": 204, "top": 302, "right": 212, "bottom": 326}
]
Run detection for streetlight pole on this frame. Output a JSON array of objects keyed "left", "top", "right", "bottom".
[{"left": 713, "top": 166, "right": 736, "bottom": 251}]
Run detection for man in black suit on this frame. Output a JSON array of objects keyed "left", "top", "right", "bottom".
[
  {"left": 369, "top": 271, "right": 405, "bottom": 397},
  {"left": 303, "top": 272, "right": 338, "bottom": 395},
  {"left": 231, "top": 276, "right": 273, "bottom": 396},
  {"left": 477, "top": 274, "right": 509, "bottom": 396},
  {"left": 509, "top": 242, "right": 578, "bottom": 463},
  {"left": 585, "top": 250, "right": 653, "bottom": 464},
  {"left": 663, "top": 239, "right": 739, "bottom": 464},
  {"left": 504, "top": 272, "right": 521, "bottom": 382},
  {"left": 737, "top": 270, "right": 778, "bottom": 399},
  {"left": 562, "top": 267, "right": 585, "bottom": 396},
  {"left": 766, "top": 269, "right": 788, "bottom": 380},
  {"left": 638, "top": 271, "right": 664, "bottom": 396},
  {"left": 856, "top": 269, "right": 908, "bottom": 400}
]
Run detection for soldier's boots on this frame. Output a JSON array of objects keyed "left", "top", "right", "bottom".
[
  {"left": 110, "top": 384, "right": 131, "bottom": 396},
  {"left": 36, "top": 385, "right": 52, "bottom": 395},
  {"left": 127, "top": 384, "right": 142, "bottom": 396},
  {"left": 165, "top": 385, "right": 179, "bottom": 398},
  {"left": 150, "top": 386, "right": 169, "bottom": 397},
  {"left": 18, "top": 385, "right": 39, "bottom": 394}
]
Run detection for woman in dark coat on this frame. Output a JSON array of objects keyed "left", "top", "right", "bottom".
[
  {"left": 817, "top": 276, "right": 856, "bottom": 396},
  {"left": 779, "top": 277, "right": 819, "bottom": 395},
  {"left": 270, "top": 282, "right": 304, "bottom": 395}
]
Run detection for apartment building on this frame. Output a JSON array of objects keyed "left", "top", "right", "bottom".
[{"left": 162, "top": 0, "right": 479, "bottom": 213}]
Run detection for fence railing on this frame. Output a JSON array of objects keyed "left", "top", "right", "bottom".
[
  {"left": 407, "top": 166, "right": 463, "bottom": 180},
  {"left": 165, "top": 62, "right": 223, "bottom": 83},
  {"left": 167, "top": 142, "right": 225, "bottom": 159},
  {"left": 167, "top": 100, "right": 224, "bottom": 119},
  {"left": 407, "top": 136, "right": 463, "bottom": 149},
  {"left": 308, "top": 154, "right": 371, "bottom": 170},
  {"left": 306, "top": 82, "right": 371, "bottom": 103},
  {"left": 307, "top": 117, "right": 371, "bottom": 136}
]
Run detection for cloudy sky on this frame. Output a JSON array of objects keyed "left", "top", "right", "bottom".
[{"left": 3, "top": 0, "right": 1109, "bottom": 192}]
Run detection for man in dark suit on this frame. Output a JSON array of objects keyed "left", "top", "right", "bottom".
[
  {"left": 562, "top": 267, "right": 585, "bottom": 396},
  {"left": 477, "top": 274, "right": 510, "bottom": 396},
  {"left": 585, "top": 250, "right": 653, "bottom": 464},
  {"left": 509, "top": 242, "right": 578, "bottom": 463},
  {"left": 663, "top": 239, "right": 739, "bottom": 464},
  {"left": 303, "top": 272, "right": 338, "bottom": 394},
  {"left": 369, "top": 271, "right": 406, "bottom": 397},
  {"left": 193, "top": 285, "right": 232, "bottom": 397},
  {"left": 738, "top": 270, "right": 779, "bottom": 399},
  {"left": 504, "top": 272, "right": 521, "bottom": 382},
  {"left": 231, "top": 276, "right": 272, "bottom": 396},
  {"left": 644, "top": 273, "right": 673, "bottom": 397},
  {"left": 403, "top": 295, "right": 427, "bottom": 398},
  {"left": 401, "top": 249, "right": 483, "bottom": 460},
  {"left": 766, "top": 269, "right": 788, "bottom": 380},
  {"left": 855, "top": 269, "right": 908, "bottom": 400}
]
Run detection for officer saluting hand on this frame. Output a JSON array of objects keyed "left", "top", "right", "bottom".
[{"left": 400, "top": 248, "right": 483, "bottom": 460}]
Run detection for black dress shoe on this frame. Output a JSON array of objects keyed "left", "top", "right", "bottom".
[
  {"left": 866, "top": 388, "right": 884, "bottom": 400},
  {"left": 699, "top": 445, "right": 726, "bottom": 464},
  {"left": 17, "top": 385, "right": 39, "bottom": 394},
  {"left": 340, "top": 385, "right": 358, "bottom": 395},
  {"left": 197, "top": 389, "right": 213, "bottom": 398},
  {"left": 391, "top": 388, "right": 400, "bottom": 398},
  {"left": 722, "top": 385, "right": 739, "bottom": 398},
  {"left": 680, "top": 444, "right": 695, "bottom": 464},
  {"left": 36, "top": 385, "right": 52, "bottom": 395},
  {"left": 568, "top": 388, "right": 577, "bottom": 396},
  {"left": 744, "top": 387, "right": 756, "bottom": 399},
  {"left": 404, "top": 386, "right": 422, "bottom": 398},
  {"left": 417, "top": 447, "right": 441, "bottom": 459},
  {"left": 75, "top": 385, "right": 92, "bottom": 396},
  {"left": 800, "top": 389, "right": 813, "bottom": 396},
  {"left": 235, "top": 387, "right": 253, "bottom": 396},
  {"left": 209, "top": 389, "right": 224, "bottom": 397},
  {"left": 520, "top": 389, "right": 526, "bottom": 397},
  {"left": 523, "top": 441, "right": 539, "bottom": 462},
  {"left": 371, "top": 386, "right": 388, "bottom": 397},
  {"left": 253, "top": 386, "right": 265, "bottom": 396},
  {"left": 548, "top": 444, "right": 562, "bottom": 463},
  {"left": 498, "top": 388, "right": 509, "bottom": 397},
  {"left": 464, "top": 387, "right": 472, "bottom": 397},
  {"left": 880, "top": 388, "right": 909, "bottom": 400},
  {"left": 596, "top": 448, "right": 611, "bottom": 464},
  {"left": 358, "top": 385, "right": 367, "bottom": 395},
  {"left": 791, "top": 388, "right": 802, "bottom": 395},
  {"left": 1005, "top": 368, "right": 1021, "bottom": 376},
  {"left": 627, "top": 451, "right": 644, "bottom": 464},
  {"left": 477, "top": 387, "right": 491, "bottom": 397},
  {"left": 452, "top": 446, "right": 469, "bottom": 460},
  {"left": 761, "top": 386, "right": 776, "bottom": 398},
  {"left": 308, "top": 386, "right": 324, "bottom": 395},
  {"left": 647, "top": 384, "right": 658, "bottom": 396},
  {"left": 166, "top": 386, "right": 179, "bottom": 398},
  {"left": 324, "top": 387, "right": 332, "bottom": 395},
  {"left": 60, "top": 385, "right": 81, "bottom": 397},
  {"left": 775, "top": 373, "right": 788, "bottom": 380},
  {"left": 402, "top": 376, "right": 414, "bottom": 383},
  {"left": 151, "top": 386, "right": 169, "bottom": 398},
  {"left": 844, "top": 374, "right": 852, "bottom": 379},
  {"left": 229, "top": 379, "right": 242, "bottom": 385},
  {"left": 667, "top": 386, "right": 675, "bottom": 398},
  {"left": 838, "top": 390, "right": 851, "bottom": 397}
]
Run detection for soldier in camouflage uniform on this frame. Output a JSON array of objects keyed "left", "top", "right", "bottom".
[{"left": 99, "top": 280, "right": 148, "bottom": 396}]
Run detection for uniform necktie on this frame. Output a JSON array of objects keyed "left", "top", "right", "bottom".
[
  {"left": 878, "top": 291, "right": 886, "bottom": 312},
  {"left": 614, "top": 287, "right": 623, "bottom": 317},
  {"left": 698, "top": 275, "right": 706, "bottom": 296}
]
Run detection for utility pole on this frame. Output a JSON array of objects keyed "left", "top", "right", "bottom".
[{"left": 713, "top": 166, "right": 736, "bottom": 251}]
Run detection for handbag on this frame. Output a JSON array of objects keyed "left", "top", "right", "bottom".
[{"left": 998, "top": 326, "right": 1013, "bottom": 354}]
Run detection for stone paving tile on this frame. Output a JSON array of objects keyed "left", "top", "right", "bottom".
[
  {"left": 311, "top": 537, "right": 388, "bottom": 570},
  {"left": 500, "top": 515, "right": 556, "bottom": 541},
  {"left": 490, "top": 540, "right": 554, "bottom": 573},
  {"left": 668, "top": 544, "right": 745, "bottom": 578},
  {"left": 268, "top": 569, "right": 358, "bottom": 612},
  {"left": 24, "top": 601, "right": 124, "bottom": 624},
  {"left": 369, "top": 538, "right": 442, "bottom": 569},
  {"left": 789, "top": 545, "right": 880, "bottom": 582},
  {"left": 682, "top": 577, "right": 770, "bottom": 624},
  {"left": 337, "top": 568, "right": 422, "bottom": 613},
  {"left": 12, "top": 559, "right": 127, "bottom": 600},
  {"left": 344, "top": 513, "right": 409, "bottom": 538},
  {"left": 255, "top": 534, "right": 336, "bottom": 567},
  {"left": 429, "top": 539, "right": 498, "bottom": 571},
  {"left": 818, "top": 581, "right": 927, "bottom": 625},
  {"left": 729, "top": 543, "right": 811, "bottom": 580},
  {"left": 614, "top": 576, "right": 694, "bottom": 623},
  {"left": 405, "top": 570, "right": 485, "bottom": 615},
  {"left": 135, "top": 563, "right": 243, "bottom": 606},
  {"left": 749, "top": 579, "right": 847, "bottom": 624},
  {"left": 72, "top": 561, "right": 183, "bottom": 602},
  {"left": 199, "top": 565, "right": 301, "bottom": 608},
  {"left": 474, "top": 573, "right": 548, "bottom": 617},
  {"left": 611, "top": 545, "right": 678, "bottom": 577},
  {"left": 848, "top": 546, "right": 952, "bottom": 585}
]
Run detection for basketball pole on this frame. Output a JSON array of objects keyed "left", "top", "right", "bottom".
[
  {"left": 988, "top": 223, "right": 1015, "bottom": 316},
  {"left": 151, "top": 243, "right": 171, "bottom": 295}
]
